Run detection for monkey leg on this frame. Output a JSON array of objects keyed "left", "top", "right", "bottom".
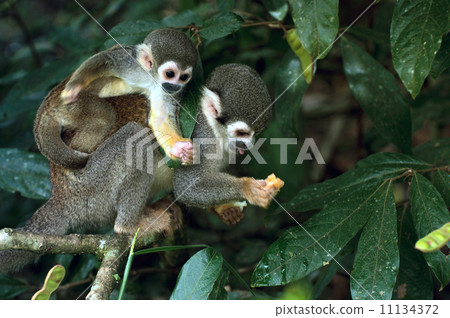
[{"left": 209, "top": 201, "right": 247, "bottom": 225}]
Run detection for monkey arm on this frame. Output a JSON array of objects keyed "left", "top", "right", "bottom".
[{"left": 149, "top": 95, "right": 193, "bottom": 164}]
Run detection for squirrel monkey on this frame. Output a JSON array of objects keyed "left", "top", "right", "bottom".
[
  {"left": 0, "top": 64, "right": 282, "bottom": 273},
  {"left": 173, "top": 64, "right": 284, "bottom": 225},
  {"left": 34, "top": 29, "right": 198, "bottom": 169}
]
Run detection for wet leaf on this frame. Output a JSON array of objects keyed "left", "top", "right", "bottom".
[
  {"left": 410, "top": 173, "right": 450, "bottom": 289},
  {"left": 289, "top": 0, "right": 339, "bottom": 59},
  {"left": 391, "top": 0, "right": 450, "bottom": 98},
  {"left": 351, "top": 181, "right": 399, "bottom": 300},
  {"left": 0, "top": 148, "right": 51, "bottom": 200},
  {"left": 341, "top": 37, "right": 412, "bottom": 154},
  {"left": 170, "top": 248, "right": 223, "bottom": 299}
]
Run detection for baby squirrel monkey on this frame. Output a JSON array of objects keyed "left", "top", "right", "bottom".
[
  {"left": 173, "top": 64, "right": 284, "bottom": 225},
  {"left": 0, "top": 64, "right": 282, "bottom": 274},
  {"left": 34, "top": 28, "right": 198, "bottom": 168}
]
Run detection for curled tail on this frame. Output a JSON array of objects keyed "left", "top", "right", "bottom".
[{"left": 0, "top": 199, "right": 70, "bottom": 274}]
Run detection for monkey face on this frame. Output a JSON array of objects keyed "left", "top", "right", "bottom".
[{"left": 157, "top": 61, "right": 193, "bottom": 95}]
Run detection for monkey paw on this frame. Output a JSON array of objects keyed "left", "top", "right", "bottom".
[
  {"left": 210, "top": 201, "right": 247, "bottom": 225},
  {"left": 61, "top": 85, "right": 82, "bottom": 104},
  {"left": 242, "top": 174, "right": 284, "bottom": 208},
  {"left": 170, "top": 140, "right": 194, "bottom": 165}
]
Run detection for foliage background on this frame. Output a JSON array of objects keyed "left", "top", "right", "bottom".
[{"left": 0, "top": 0, "right": 449, "bottom": 300}]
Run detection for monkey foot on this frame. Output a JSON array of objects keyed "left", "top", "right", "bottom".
[
  {"left": 210, "top": 201, "right": 247, "bottom": 225},
  {"left": 170, "top": 140, "right": 194, "bottom": 164}
]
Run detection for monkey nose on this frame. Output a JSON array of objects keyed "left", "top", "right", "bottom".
[
  {"left": 235, "top": 140, "right": 248, "bottom": 150},
  {"left": 162, "top": 83, "right": 182, "bottom": 94}
]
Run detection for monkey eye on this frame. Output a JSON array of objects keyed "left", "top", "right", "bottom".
[
  {"left": 236, "top": 130, "right": 250, "bottom": 137},
  {"left": 166, "top": 70, "right": 175, "bottom": 78},
  {"left": 180, "top": 74, "right": 189, "bottom": 81}
]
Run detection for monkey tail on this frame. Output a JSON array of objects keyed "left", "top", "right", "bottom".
[
  {"left": 33, "top": 101, "right": 90, "bottom": 169},
  {"left": 0, "top": 199, "right": 71, "bottom": 274}
]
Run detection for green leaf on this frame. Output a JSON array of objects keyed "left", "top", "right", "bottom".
[
  {"left": 0, "top": 275, "right": 29, "bottom": 299},
  {"left": 341, "top": 37, "right": 412, "bottom": 154},
  {"left": 355, "top": 152, "right": 430, "bottom": 169},
  {"left": 252, "top": 181, "right": 386, "bottom": 287},
  {"left": 199, "top": 12, "right": 244, "bottom": 43},
  {"left": 410, "top": 173, "right": 450, "bottom": 289},
  {"left": 312, "top": 260, "right": 339, "bottom": 299},
  {"left": 430, "top": 33, "right": 450, "bottom": 78},
  {"left": 0, "top": 148, "right": 51, "bottom": 200},
  {"left": 106, "top": 20, "right": 166, "bottom": 48},
  {"left": 208, "top": 269, "right": 229, "bottom": 300},
  {"left": 413, "top": 138, "right": 450, "bottom": 166},
  {"left": 289, "top": 0, "right": 339, "bottom": 59},
  {"left": 162, "top": 10, "right": 202, "bottom": 27},
  {"left": 217, "top": 0, "right": 234, "bottom": 12},
  {"left": 391, "top": 0, "right": 450, "bottom": 98},
  {"left": 170, "top": 248, "right": 223, "bottom": 300},
  {"left": 351, "top": 181, "right": 399, "bottom": 300},
  {"left": 274, "top": 50, "right": 308, "bottom": 136},
  {"left": 262, "top": 0, "right": 288, "bottom": 21},
  {"left": 433, "top": 170, "right": 450, "bottom": 207},
  {"left": 394, "top": 207, "right": 433, "bottom": 300}
]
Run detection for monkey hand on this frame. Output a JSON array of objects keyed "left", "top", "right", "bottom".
[
  {"left": 242, "top": 174, "right": 284, "bottom": 208},
  {"left": 210, "top": 201, "right": 247, "bottom": 225},
  {"left": 170, "top": 139, "right": 194, "bottom": 165},
  {"left": 61, "top": 84, "right": 83, "bottom": 104}
]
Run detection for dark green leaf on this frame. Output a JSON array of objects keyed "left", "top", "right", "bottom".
[
  {"left": 252, "top": 182, "right": 386, "bottom": 287},
  {"left": 391, "top": 0, "right": 450, "bottom": 98},
  {"left": 208, "top": 269, "right": 229, "bottom": 300},
  {"left": 312, "top": 260, "right": 339, "bottom": 299},
  {"left": 356, "top": 152, "right": 430, "bottom": 169},
  {"left": 430, "top": 33, "right": 450, "bottom": 78},
  {"left": 217, "top": 0, "right": 234, "bottom": 12},
  {"left": 162, "top": 10, "right": 202, "bottom": 27},
  {"left": 394, "top": 207, "right": 433, "bottom": 299},
  {"left": 199, "top": 12, "right": 244, "bottom": 42},
  {"left": 341, "top": 37, "right": 412, "bottom": 154},
  {"left": 70, "top": 255, "right": 98, "bottom": 283},
  {"left": 433, "top": 170, "right": 450, "bottom": 207},
  {"left": 410, "top": 173, "right": 450, "bottom": 289},
  {"left": 0, "top": 149, "right": 51, "bottom": 200},
  {"left": 346, "top": 26, "right": 390, "bottom": 48},
  {"left": 274, "top": 50, "right": 308, "bottom": 136},
  {"left": 134, "top": 244, "right": 208, "bottom": 256},
  {"left": 170, "top": 248, "right": 223, "bottom": 299},
  {"left": 0, "top": 54, "right": 91, "bottom": 123},
  {"left": 351, "top": 181, "right": 399, "bottom": 300},
  {"left": 106, "top": 20, "right": 165, "bottom": 48},
  {"left": 413, "top": 138, "right": 450, "bottom": 166},
  {"left": 289, "top": 0, "right": 339, "bottom": 59},
  {"left": 263, "top": 0, "right": 288, "bottom": 21},
  {"left": 0, "top": 275, "right": 29, "bottom": 299}
]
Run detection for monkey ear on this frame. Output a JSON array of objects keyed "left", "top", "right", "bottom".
[
  {"left": 201, "top": 87, "right": 222, "bottom": 119},
  {"left": 137, "top": 44, "right": 154, "bottom": 70}
]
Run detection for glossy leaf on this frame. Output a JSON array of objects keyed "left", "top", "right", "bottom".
[
  {"left": 0, "top": 148, "right": 51, "bottom": 200},
  {"left": 410, "top": 173, "right": 450, "bottom": 289},
  {"left": 391, "top": 0, "right": 450, "bottom": 98},
  {"left": 415, "top": 222, "right": 450, "bottom": 252},
  {"left": 355, "top": 152, "right": 430, "bottom": 170},
  {"left": 162, "top": 10, "right": 202, "bottom": 27},
  {"left": 198, "top": 12, "right": 244, "bottom": 43},
  {"left": 252, "top": 182, "right": 386, "bottom": 287},
  {"left": 262, "top": 0, "right": 288, "bottom": 21},
  {"left": 289, "top": 0, "right": 339, "bottom": 59},
  {"left": 106, "top": 20, "right": 165, "bottom": 47},
  {"left": 433, "top": 170, "right": 450, "bottom": 207},
  {"left": 394, "top": 208, "right": 433, "bottom": 300},
  {"left": 413, "top": 138, "right": 450, "bottom": 166},
  {"left": 430, "top": 33, "right": 450, "bottom": 78},
  {"left": 341, "top": 37, "right": 412, "bottom": 154},
  {"left": 170, "top": 248, "right": 223, "bottom": 300},
  {"left": 208, "top": 269, "right": 229, "bottom": 300},
  {"left": 351, "top": 181, "right": 399, "bottom": 300}
]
